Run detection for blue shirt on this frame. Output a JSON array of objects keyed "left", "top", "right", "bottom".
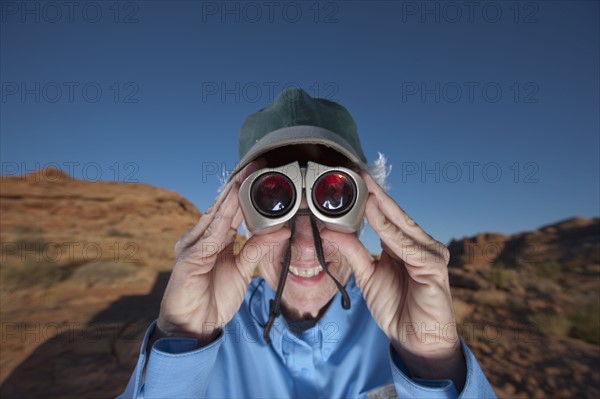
[{"left": 118, "top": 276, "right": 497, "bottom": 398}]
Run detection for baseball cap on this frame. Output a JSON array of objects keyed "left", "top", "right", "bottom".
[{"left": 233, "top": 88, "right": 367, "bottom": 175}]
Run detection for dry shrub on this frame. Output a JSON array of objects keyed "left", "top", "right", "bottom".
[
  {"left": 506, "top": 296, "right": 527, "bottom": 312},
  {"left": 69, "top": 261, "right": 140, "bottom": 286},
  {"left": 453, "top": 299, "right": 475, "bottom": 324},
  {"left": 584, "top": 263, "right": 600, "bottom": 274},
  {"left": 11, "top": 225, "right": 45, "bottom": 235},
  {"left": 1, "top": 261, "right": 71, "bottom": 291},
  {"left": 525, "top": 277, "right": 562, "bottom": 295},
  {"left": 483, "top": 262, "right": 519, "bottom": 290},
  {"left": 569, "top": 302, "right": 600, "bottom": 345},
  {"left": 536, "top": 261, "right": 562, "bottom": 281},
  {"left": 528, "top": 314, "right": 571, "bottom": 338},
  {"left": 474, "top": 290, "right": 508, "bottom": 307},
  {"left": 106, "top": 228, "right": 133, "bottom": 238}
]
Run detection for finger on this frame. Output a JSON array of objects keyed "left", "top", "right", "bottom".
[
  {"left": 319, "top": 229, "right": 374, "bottom": 283},
  {"left": 193, "top": 183, "right": 241, "bottom": 248},
  {"left": 177, "top": 185, "right": 234, "bottom": 250},
  {"left": 231, "top": 206, "right": 244, "bottom": 230},
  {"left": 226, "top": 157, "right": 268, "bottom": 187},
  {"left": 234, "top": 226, "right": 292, "bottom": 281},
  {"left": 364, "top": 194, "right": 449, "bottom": 270},
  {"left": 174, "top": 183, "right": 253, "bottom": 274},
  {"left": 360, "top": 172, "right": 434, "bottom": 245},
  {"left": 204, "top": 159, "right": 264, "bottom": 221},
  {"left": 173, "top": 194, "right": 241, "bottom": 275},
  {"left": 361, "top": 172, "right": 449, "bottom": 265},
  {"left": 177, "top": 160, "right": 264, "bottom": 249}
]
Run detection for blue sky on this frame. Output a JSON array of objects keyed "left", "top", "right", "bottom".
[{"left": 1, "top": 0, "right": 599, "bottom": 252}]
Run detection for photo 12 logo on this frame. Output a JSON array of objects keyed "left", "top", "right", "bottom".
[
  {"left": 398, "top": 1, "right": 540, "bottom": 24},
  {"left": 1, "top": 321, "right": 147, "bottom": 344},
  {"left": 400, "top": 161, "right": 540, "bottom": 184},
  {"left": 200, "top": 81, "right": 339, "bottom": 103},
  {"left": 1, "top": 81, "right": 140, "bottom": 104},
  {"left": 401, "top": 81, "right": 540, "bottom": 104},
  {"left": 199, "top": 1, "right": 340, "bottom": 24},
  {"left": 1, "top": 241, "right": 140, "bottom": 264},
  {"left": 0, "top": 1, "right": 140, "bottom": 24},
  {"left": 1, "top": 162, "right": 140, "bottom": 183}
]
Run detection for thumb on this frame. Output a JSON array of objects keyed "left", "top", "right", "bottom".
[
  {"left": 234, "top": 227, "right": 291, "bottom": 280},
  {"left": 319, "top": 230, "right": 374, "bottom": 284}
]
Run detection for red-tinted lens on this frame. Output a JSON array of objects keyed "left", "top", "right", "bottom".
[
  {"left": 313, "top": 172, "right": 355, "bottom": 216},
  {"left": 251, "top": 173, "right": 296, "bottom": 217}
]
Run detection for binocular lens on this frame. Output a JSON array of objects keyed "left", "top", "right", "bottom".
[
  {"left": 251, "top": 173, "right": 296, "bottom": 217},
  {"left": 313, "top": 172, "right": 356, "bottom": 216}
]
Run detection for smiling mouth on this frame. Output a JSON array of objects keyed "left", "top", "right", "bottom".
[{"left": 288, "top": 265, "right": 324, "bottom": 278}]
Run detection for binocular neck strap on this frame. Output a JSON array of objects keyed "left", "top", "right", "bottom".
[
  {"left": 263, "top": 214, "right": 295, "bottom": 345},
  {"left": 263, "top": 209, "right": 351, "bottom": 345}
]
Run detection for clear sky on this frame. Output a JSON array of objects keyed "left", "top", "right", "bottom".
[{"left": 1, "top": 0, "right": 599, "bottom": 252}]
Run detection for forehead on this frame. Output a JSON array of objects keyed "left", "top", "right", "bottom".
[{"left": 259, "top": 144, "right": 359, "bottom": 170}]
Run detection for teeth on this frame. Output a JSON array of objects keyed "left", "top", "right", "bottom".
[{"left": 289, "top": 265, "right": 323, "bottom": 278}]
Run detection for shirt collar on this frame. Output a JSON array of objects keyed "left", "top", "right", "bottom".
[{"left": 247, "top": 275, "right": 364, "bottom": 361}]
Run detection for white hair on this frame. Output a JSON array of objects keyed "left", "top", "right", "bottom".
[
  {"left": 366, "top": 152, "right": 392, "bottom": 190},
  {"left": 217, "top": 168, "right": 231, "bottom": 193}
]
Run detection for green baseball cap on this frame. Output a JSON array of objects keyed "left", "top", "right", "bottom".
[{"left": 234, "top": 88, "right": 367, "bottom": 175}]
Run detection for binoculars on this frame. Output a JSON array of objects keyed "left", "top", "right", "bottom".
[{"left": 239, "top": 162, "right": 368, "bottom": 234}]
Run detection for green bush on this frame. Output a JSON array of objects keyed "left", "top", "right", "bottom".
[
  {"left": 106, "top": 228, "right": 133, "bottom": 238},
  {"left": 12, "top": 225, "right": 45, "bottom": 235},
  {"left": 487, "top": 261, "right": 505, "bottom": 289},
  {"left": 536, "top": 261, "right": 562, "bottom": 281},
  {"left": 569, "top": 302, "right": 600, "bottom": 345},
  {"left": 506, "top": 296, "right": 527, "bottom": 312},
  {"left": 528, "top": 314, "right": 572, "bottom": 338},
  {"left": 69, "top": 261, "right": 138, "bottom": 286},
  {"left": 474, "top": 290, "right": 507, "bottom": 307},
  {"left": 484, "top": 262, "right": 518, "bottom": 290},
  {"left": 1, "top": 260, "right": 142, "bottom": 291},
  {"left": 5, "top": 226, "right": 48, "bottom": 258},
  {"left": 12, "top": 239, "right": 48, "bottom": 253},
  {"left": 584, "top": 264, "right": 600, "bottom": 274},
  {"left": 1, "top": 260, "right": 72, "bottom": 291},
  {"left": 525, "top": 277, "right": 562, "bottom": 295}
]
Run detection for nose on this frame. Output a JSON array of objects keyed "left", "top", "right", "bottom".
[{"left": 289, "top": 200, "right": 322, "bottom": 263}]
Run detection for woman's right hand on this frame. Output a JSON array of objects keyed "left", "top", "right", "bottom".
[{"left": 155, "top": 161, "right": 291, "bottom": 345}]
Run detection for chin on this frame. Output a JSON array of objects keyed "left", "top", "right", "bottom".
[
  {"left": 260, "top": 260, "right": 351, "bottom": 320},
  {"left": 282, "top": 284, "right": 338, "bottom": 319}
]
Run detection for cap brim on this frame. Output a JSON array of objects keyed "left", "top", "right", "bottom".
[{"left": 231, "top": 125, "right": 366, "bottom": 178}]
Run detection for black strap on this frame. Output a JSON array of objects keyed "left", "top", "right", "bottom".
[
  {"left": 304, "top": 210, "right": 351, "bottom": 310},
  {"left": 263, "top": 215, "right": 296, "bottom": 344},
  {"left": 262, "top": 209, "right": 351, "bottom": 344}
]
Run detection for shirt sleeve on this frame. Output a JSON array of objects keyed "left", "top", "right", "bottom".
[
  {"left": 116, "top": 320, "right": 223, "bottom": 399},
  {"left": 389, "top": 340, "right": 498, "bottom": 399}
]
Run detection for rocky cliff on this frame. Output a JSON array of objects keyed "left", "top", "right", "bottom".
[
  {"left": 1, "top": 168, "right": 202, "bottom": 398},
  {"left": 447, "top": 217, "right": 599, "bottom": 398}
]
